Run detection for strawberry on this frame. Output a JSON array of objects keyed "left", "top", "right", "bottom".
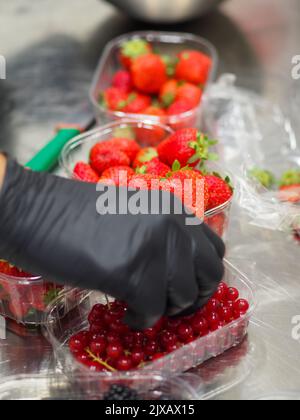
[
  {"left": 176, "top": 83, "right": 202, "bottom": 107},
  {"left": 101, "top": 166, "right": 134, "bottom": 186},
  {"left": 112, "top": 70, "right": 133, "bottom": 93},
  {"left": 90, "top": 144, "right": 130, "bottom": 175},
  {"left": 142, "top": 106, "right": 166, "bottom": 118},
  {"left": 278, "top": 185, "right": 300, "bottom": 203},
  {"left": 135, "top": 106, "right": 167, "bottom": 146},
  {"left": 138, "top": 160, "right": 171, "bottom": 177},
  {"left": 278, "top": 170, "right": 300, "bottom": 203},
  {"left": 131, "top": 54, "right": 167, "bottom": 94},
  {"left": 73, "top": 162, "right": 99, "bottom": 183},
  {"left": 205, "top": 213, "right": 227, "bottom": 238},
  {"left": 132, "top": 148, "right": 159, "bottom": 169},
  {"left": 167, "top": 98, "right": 195, "bottom": 116},
  {"left": 122, "top": 92, "right": 151, "bottom": 114},
  {"left": 28, "top": 285, "right": 60, "bottom": 312},
  {"left": 168, "top": 165, "right": 210, "bottom": 214},
  {"left": 100, "top": 87, "right": 128, "bottom": 111},
  {"left": 120, "top": 39, "right": 152, "bottom": 69},
  {"left": 159, "top": 79, "right": 179, "bottom": 108},
  {"left": 175, "top": 50, "right": 212, "bottom": 85},
  {"left": 157, "top": 128, "right": 218, "bottom": 168},
  {"left": 129, "top": 173, "right": 160, "bottom": 190},
  {"left": 205, "top": 174, "right": 233, "bottom": 210},
  {"left": 108, "top": 138, "right": 141, "bottom": 162},
  {"left": 0, "top": 260, "right": 30, "bottom": 278}
]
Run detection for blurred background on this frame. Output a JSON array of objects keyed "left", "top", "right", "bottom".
[{"left": 0, "top": 0, "right": 299, "bottom": 163}]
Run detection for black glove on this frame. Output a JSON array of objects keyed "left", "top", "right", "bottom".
[{"left": 0, "top": 159, "right": 225, "bottom": 330}]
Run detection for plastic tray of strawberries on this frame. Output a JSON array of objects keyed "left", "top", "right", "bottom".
[
  {"left": 90, "top": 31, "right": 218, "bottom": 130},
  {"left": 60, "top": 120, "right": 233, "bottom": 240},
  {"left": 44, "top": 260, "right": 254, "bottom": 392},
  {"left": 0, "top": 261, "right": 64, "bottom": 326}
]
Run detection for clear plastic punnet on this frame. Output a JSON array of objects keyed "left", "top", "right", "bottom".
[
  {"left": 44, "top": 260, "right": 255, "bottom": 393},
  {"left": 0, "top": 270, "right": 64, "bottom": 326},
  {"left": 60, "top": 119, "right": 233, "bottom": 240},
  {"left": 203, "top": 74, "right": 300, "bottom": 233},
  {"left": 90, "top": 31, "right": 218, "bottom": 130}
]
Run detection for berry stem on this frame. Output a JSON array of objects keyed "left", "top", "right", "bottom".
[{"left": 86, "top": 349, "right": 116, "bottom": 372}]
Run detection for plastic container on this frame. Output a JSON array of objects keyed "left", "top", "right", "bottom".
[
  {"left": 44, "top": 260, "right": 254, "bottom": 392},
  {"left": 60, "top": 120, "right": 233, "bottom": 240},
  {"left": 0, "top": 373, "right": 198, "bottom": 400},
  {"left": 90, "top": 31, "right": 218, "bottom": 130},
  {"left": 0, "top": 271, "right": 63, "bottom": 326}
]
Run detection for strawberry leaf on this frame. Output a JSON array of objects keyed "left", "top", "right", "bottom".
[{"left": 172, "top": 160, "right": 181, "bottom": 172}]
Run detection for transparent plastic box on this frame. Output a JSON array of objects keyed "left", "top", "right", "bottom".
[
  {"left": 44, "top": 260, "right": 254, "bottom": 392},
  {"left": 0, "top": 271, "right": 63, "bottom": 326},
  {"left": 0, "top": 373, "right": 198, "bottom": 400},
  {"left": 60, "top": 120, "right": 233, "bottom": 240},
  {"left": 90, "top": 31, "right": 218, "bottom": 130}
]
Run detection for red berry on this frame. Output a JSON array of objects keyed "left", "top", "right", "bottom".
[
  {"left": 213, "top": 282, "right": 228, "bottom": 302},
  {"left": 205, "top": 174, "right": 233, "bottom": 211},
  {"left": 116, "top": 356, "right": 133, "bottom": 371},
  {"left": 226, "top": 287, "right": 239, "bottom": 302},
  {"left": 177, "top": 323, "right": 194, "bottom": 343},
  {"left": 131, "top": 349, "right": 145, "bottom": 366},
  {"left": 69, "top": 331, "right": 91, "bottom": 354},
  {"left": 112, "top": 70, "right": 132, "bottom": 93},
  {"left": 206, "top": 298, "right": 221, "bottom": 313},
  {"left": 73, "top": 162, "right": 99, "bottom": 184},
  {"left": 164, "top": 318, "right": 181, "bottom": 333},
  {"left": 132, "top": 332, "right": 145, "bottom": 347},
  {"left": 131, "top": 53, "right": 167, "bottom": 94},
  {"left": 90, "top": 337, "right": 106, "bottom": 357},
  {"left": 88, "top": 304, "right": 106, "bottom": 325},
  {"left": 160, "top": 331, "right": 177, "bottom": 350},
  {"left": 143, "top": 327, "right": 158, "bottom": 340},
  {"left": 110, "top": 319, "right": 130, "bottom": 335},
  {"left": 75, "top": 352, "right": 91, "bottom": 365},
  {"left": 87, "top": 361, "right": 105, "bottom": 372},
  {"left": 234, "top": 299, "right": 250, "bottom": 315},
  {"left": 176, "top": 50, "right": 212, "bottom": 85},
  {"left": 106, "top": 343, "right": 124, "bottom": 360},
  {"left": 166, "top": 343, "right": 181, "bottom": 353},
  {"left": 89, "top": 322, "right": 105, "bottom": 335},
  {"left": 144, "top": 340, "right": 159, "bottom": 357},
  {"left": 191, "top": 317, "right": 209, "bottom": 337},
  {"left": 207, "top": 312, "right": 221, "bottom": 331},
  {"left": 106, "top": 332, "right": 122, "bottom": 345},
  {"left": 218, "top": 305, "right": 233, "bottom": 324},
  {"left": 151, "top": 353, "right": 166, "bottom": 362}
]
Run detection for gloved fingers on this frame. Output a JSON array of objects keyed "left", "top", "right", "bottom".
[
  {"left": 192, "top": 231, "right": 225, "bottom": 297},
  {"left": 164, "top": 241, "right": 199, "bottom": 318},
  {"left": 202, "top": 223, "right": 226, "bottom": 260}
]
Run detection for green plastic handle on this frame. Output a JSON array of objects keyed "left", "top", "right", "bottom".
[{"left": 25, "top": 128, "right": 81, "bottom": 172}]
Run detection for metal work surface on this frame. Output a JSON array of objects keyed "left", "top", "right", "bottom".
[{"left": 0, "top": 0, "right": 300, "bottom": 399}]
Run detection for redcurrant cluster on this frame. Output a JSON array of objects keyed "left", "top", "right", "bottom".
[{"left": 69, "top": 282, "right": 250, "bottom": 372}]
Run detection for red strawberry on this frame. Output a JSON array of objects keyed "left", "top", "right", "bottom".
[
  {"left": 175, "top": 50, "right": 212, "bottom": 85},
  {"left": 157, "top": 129, "right": 218, "bottom": 168},
  {"left": 278, "top": 185, "right": 300, "bottom": 203},
  {"left": 142, "top": 106, "right": 166, "bottom": 118},
  {"left": 90, "top": 144, "right": 130, "bottom": 175},
  {"left": 167, "top": 98, "right": 195, "bottom": 116},
  {"left": 100, "top": 87, "right": 128, "bottom": 111},
  {"left": 138, "top": 160, "right": 171, "bottom": 177},
  {"left": 0, "top": 260, "right": 30, "bottom": 278},
  {"left": 123, "top": 92, "right": 151, "bottom": 114},
  {"left": 168, "top": 166, "right": 210, "bottom": 215},
  {"left": 278, "top": 170, "right": 300, "bottom": 203},
  {"left": 128, "top": 173, "right": 160, "bottom": 190},
  {"left": 159, "top": 79, "right": 179, "bottom": 108},
  {"left": 132, "top": 148, "right": 158, "bottom": 169},
  {"left": 205, "top": 213, "right": 226, "bottom": 238},
  {"left": 112, "top": 70, "right": 132, "bottom": 93},
  {"left": 131, "top": 54, "right": 167, "bottom": 94},
  {"left": 101, "top": 166, "right": 134, "bottom": 186},
  {"left": 120, "top": 39, "right": 152, "bottom": 69},
  {"left": 177, "top": 83, "right": 202, "bottom": 107},
  {"left": 135, "top": 106, "right": 167, "bottom": 146},
  {"left": 73, "top": 162, "right": 99, "bottom": 183},
  {"left": 28, "top": 285, "right": 60, "bottom": 312},
  {"left": 205, "top": 174, "right": 233, "bottom": 210},
  {"left": 109, "top": 138, "right": 141, "bottom": 162}
]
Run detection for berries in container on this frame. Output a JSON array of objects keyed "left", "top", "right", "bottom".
[
  {"left": 90, "top": 31, "right": 218, "bottom": 130},
  {"left": 0, "top": 260, "right": 63, "bottom": 326},
  {"left": 60, "top": 120, "right": 233, "bottom": 240},
  {"left": 44, "top": 260, "right": 254, "bottom": 392}
]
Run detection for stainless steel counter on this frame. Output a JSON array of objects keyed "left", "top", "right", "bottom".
[{"left": 0, "top": 0, "right": 300, "bottom": 400}]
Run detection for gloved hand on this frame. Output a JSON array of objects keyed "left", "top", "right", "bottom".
[{"left": 0, "top": 158, "right": 225, "bottom": 330}]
